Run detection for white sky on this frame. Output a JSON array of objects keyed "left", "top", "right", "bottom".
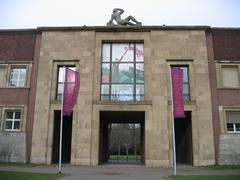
[{"left": 0, "top": 0, "right": 239, "bottom": 29}]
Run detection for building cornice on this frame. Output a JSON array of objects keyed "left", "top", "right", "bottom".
[
  {"left": 36, "top": 25, "right": 211, "bottom": 32},
  {"left": 1, "top": 26, "right": 240, "bottom": 33},
  {"left": 211, "top": 27, "right": 240, "bottom": 31},
  {"left": 0, "top": 29, "right": 36, "bottom": 33}
]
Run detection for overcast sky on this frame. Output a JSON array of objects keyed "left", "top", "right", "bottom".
[{"left": 1, "top": 0, "right": 239, "bottom": 29}]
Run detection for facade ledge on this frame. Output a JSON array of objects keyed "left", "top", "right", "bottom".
[
  {"left": 50, "top": 100, "right": 61, "bottom": 104},
  {"left": 93, "top": 100, "right": 152, "bottom": 106},
  {"left": 168, "top": 100, "right": 196, "bottom": 105}
]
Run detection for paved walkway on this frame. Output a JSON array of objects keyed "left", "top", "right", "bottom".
[{"left": 0, "top": 164, "right": 240, "bottom": 180}]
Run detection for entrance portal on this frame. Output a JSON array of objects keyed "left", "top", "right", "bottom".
[
  {"left": 175, "top": 111, "right": 193, "bottom": 165},
  {"left": 52, "top": 110, "right": 72, "bottom": 164},
  {"left": 99, "top": 111, "right": 145, "bottom": 164}
]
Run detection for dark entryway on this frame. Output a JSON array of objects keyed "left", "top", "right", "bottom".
[
  {"left": 175, "top": 111, "right": 193, "bottom": 165},
  {"left": 99, "top": 111, "right": 145, "bottom": 165},
  {"left": 52, "top": 110, "right": 73, "bottom": 164}
]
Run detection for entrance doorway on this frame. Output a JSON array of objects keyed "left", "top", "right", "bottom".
[
  {"left": 175, "top": 111, "right": 193, "bottom": 165},
  {"left": 52, "top": 110, "right": 73, "bottom": 164},
  {"left": 99, "top": 111, "right": 145, "bottom": 164}
]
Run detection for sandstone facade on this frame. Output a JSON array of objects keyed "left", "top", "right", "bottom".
[{"left": 31, "top": 27, "right": 215, "bottom": 167}]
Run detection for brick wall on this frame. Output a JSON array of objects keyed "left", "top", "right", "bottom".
[
  {"left": 0, "top": 31, "right": 36, "bottom": 61},
  {"left": 0, "top": 30, "right": 39, "bottom": 162},
  {"left": 207, "top": 30, "right": 240, "bottom": 164},
  {"left": 213, "top": 30, "right": 240, "bottom": 61}
]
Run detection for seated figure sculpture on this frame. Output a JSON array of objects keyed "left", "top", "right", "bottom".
[{"left": 107, "top": 8, "right": 142, "bottom": 26}]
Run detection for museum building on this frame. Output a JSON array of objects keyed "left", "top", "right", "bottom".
[
  {"left": 30, "top": 26, "right": 215, "bottom": 167},
  {"left": 0, "top": 25, "right": 239, "bottom": 167}
]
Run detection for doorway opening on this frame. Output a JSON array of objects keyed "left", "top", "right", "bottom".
[
  {"left": 99, "top": 111, "right": 145, "bottom": 165},
  {"left": 175, "top": 111, "right": 193, "bottom": 165},
  {"left": 52, "top": 110, "right": 73, "bottom": 164}
]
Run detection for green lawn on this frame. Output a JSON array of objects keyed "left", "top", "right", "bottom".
[
  {"left": 110, "top": 155, "right": 141, "bottom": 161},
  {"left": 171, "top": 175, "right": 240, "bottom": 180},
  {"left": 207, "top": 164, "right": 240, "bottom": 169},
  {"left": 0, "top": 171, "right": 63, "bottom": 180}
]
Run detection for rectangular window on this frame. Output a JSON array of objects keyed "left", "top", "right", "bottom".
[
  {"left": 172, "top": 65, "right": 190, "bottom": 101},
  {"left": 56, "top": 65, "right": 76, "bottom": 100},
  {"left": 221, "top": 65, "right": 240, "bottom": 88},
  {"left": 0, "top": 65, "right": 6, "bottom": 87},
  {"left": 226, "top": 111, "right": 240, "bottom": 133},
  {"left": 9, "top": 66, "right": 27, "bottom": 87},
  {"left": 101, "top": 42, "right": 144, "bottom": 101},
  {"left": 4, "top": 110, "right": 21, "bottom": 131}
]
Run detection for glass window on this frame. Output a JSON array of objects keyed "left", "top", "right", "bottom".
[
  {"left": 9, "top": 66, "right": 26, "bottom": 87},
  {"left": 4, "top": 110, "right": 21, "bottom": 131},
  {"left": 56, "top": 66, "right": 76, "bottom": 100},
  {"left": 172, "top": 65, "right": 190, "bottom": 101},
  {"left": 112, "top": 43, "right": 134, "bottom": 62},
  {"left": 221, "top": 65, "right": 240, "bottom": 88},
  {"left": 102, "top": 44, "right": 111, "bottom": 62},
  {"left": 136, "top": 84, "right": 144, "bottom": 101},
  {"left": 226, "top": 111, "right": 240, "bottom": 133},
  {"left": 111, "top": 63, "right": 134, "bottom": 83},
  {"left": 111, "top": 84, "right": 134, "bottom": 101},
  {"left": 101, "top": 43, "right": 144, "bottom": 101}
]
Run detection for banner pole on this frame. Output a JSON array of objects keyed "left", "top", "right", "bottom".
[
  {"left": 59, "top": 66, "right": 65, "bottom": 173},
  {"left": 169, "top": 67, "right": 177, "bottom": 176}
]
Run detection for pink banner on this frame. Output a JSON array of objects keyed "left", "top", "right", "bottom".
[
  {"left": 171, "top": 68, "right": 185, "bottom": 118},
  {"left": 63, "top": 68, "right": 80, "bottom": 116}
]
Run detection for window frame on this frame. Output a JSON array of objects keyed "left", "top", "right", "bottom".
[
  {"left": 225, "top": 110, "right": 240, "bottom": 134},
  {"left": 100, "top": 42, "right": 144, "bottom": 101},
  {"left": 8, "top": 65, "right": 27, "bottom": 87},
  {"left": 4, "top": 109, "right": 22, "bottom": 131},
  {"left": 171, "top": 64, "right": 191, "bottom": 101},
  {"left": 219, "top": 64, "right": 240, "bottom": 89},
  {"left": 55, "top": 65, "right": 76, "bottom": 100}
]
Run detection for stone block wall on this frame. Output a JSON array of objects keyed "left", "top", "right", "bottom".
[
  {"left": 0, "top": 132, "right": 26, "bottom": 162},
  {"left": 219, "top": 134, "right": 240, "bottom": 165},
  {"left": 31, "top": 30, "right": 95, "bottom": 164}
]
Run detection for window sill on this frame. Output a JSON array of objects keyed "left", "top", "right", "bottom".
[
  {"left": 0, "top": 86, "right": 30, "bottom": 89},
  {"left": 51, "top": 100, "right": 61, "bottom": 104},
  {"left": 226, "top": 131, "right": 240, "bottom": 134},
  {"left": 168, "top": 100, "right": 196, "bottom": 105},
  {"left": 93, "top": 100, "right": 152, "bottom": 106},
  {"left": 4, "top": 130, "right": 21, "bottom": 132},
  {"left": 217, "top": 87, "right": 240, "bottom": 90}
]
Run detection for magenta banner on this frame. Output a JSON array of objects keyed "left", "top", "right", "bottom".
[
  {"left": 63, "top": 68, "right": 80, "bottom": 116},
  {"left": 171, "top": 68, "right": 185, "bottom": 118}
]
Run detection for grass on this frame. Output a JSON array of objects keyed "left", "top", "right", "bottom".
[
  {"left": 207, "top": 164, "right": 240, "bottom": 170},
  {"left": 110, "top": 155, "right": 141, "bottom": 161},
  {"left": 171, "top": 175, "right": 240, "bottom": 180},
  {"left": 0, "top": 171, "right": 63, "bottom": 180},
  {"left": 0, "top": 161, "right": 41, "bottom": 167}
]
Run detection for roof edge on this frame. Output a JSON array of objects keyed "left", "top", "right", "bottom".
[
  {"left": 37, "top": 25, "right": 211, "bottom": 32},
  {"left": 0, "top": 29, "right": 37, "bottom": 33},
  {"left": 211, "top": 27, "right": 240, "bottom": 31},
  {"left": 1, "top": 26, "right": 240, "bottom": 33}
]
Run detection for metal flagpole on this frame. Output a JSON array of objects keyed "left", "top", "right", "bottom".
[
  {"left": 59, "top": 66, "right": 65, "bottom": 173},
  {"left": 169, "top": 67, "right": 177, "bottom": 176}
]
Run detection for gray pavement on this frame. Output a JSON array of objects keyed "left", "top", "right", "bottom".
[{"left": 0, "top": 164, "right": 240, "bottom": 180}]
